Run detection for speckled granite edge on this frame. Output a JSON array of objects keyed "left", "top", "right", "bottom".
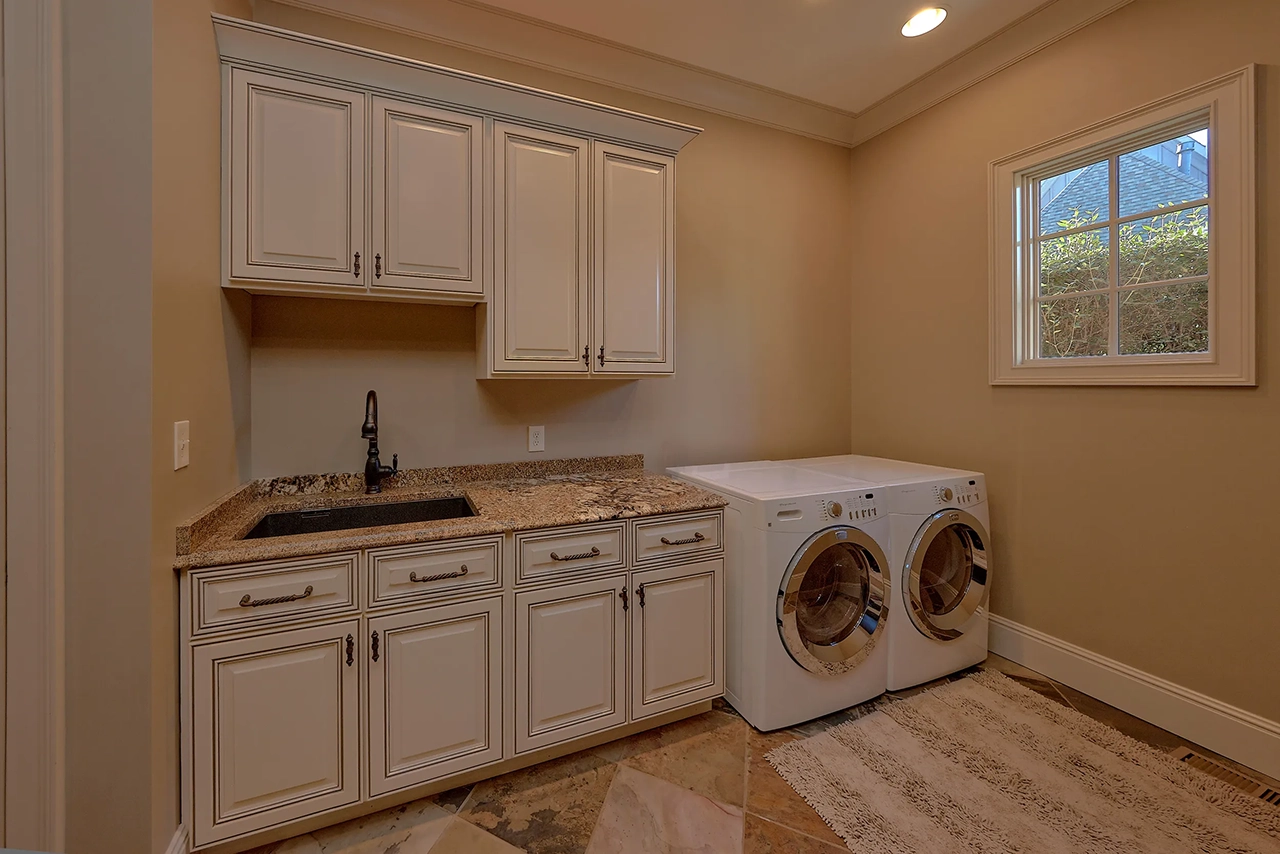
[{"left": 175, "top": 455, "right": 727, "bottom": 571}]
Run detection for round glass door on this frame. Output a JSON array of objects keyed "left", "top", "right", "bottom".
[
  {"left": 777, "top": 527, "right": 888, "bottom": 675},
  {"left": 903, "top": 510, "right": 990, "bottom": 641}
]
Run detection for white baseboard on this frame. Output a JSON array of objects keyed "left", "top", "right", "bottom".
[
  {"left": 164, "top": 824, "right": 189, "bottom": 854},
  {"left": 989, "top": 614, "right": 1280, "bottom": 781}
]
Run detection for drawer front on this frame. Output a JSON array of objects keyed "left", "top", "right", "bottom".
[
  {"left": 516, "top": 522, "right": 626, "bottom": 584},
  {"left": 632, "top": 512, "right": 723, "bottom": 565},
  {"left": 369, "top": 537, "right": 501, "bottom": 607},
  {"left": 194, "top": 553, "right": 359, "bottom": 635}
]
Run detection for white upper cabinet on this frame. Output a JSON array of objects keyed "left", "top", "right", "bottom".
[
  {"left": 229, "top": 70, "right": 365, "bottom": 288},
  {"left": 490, "top": 124, "right": 590, "bottom": 373},
  {"left": 216, "top": 16, "right": 699, "bottom": 361},
  {"left": 593, "top": 143, "right": 675, "bottom": 374},
  {"left": 371, "top": 98, "right": 483, "bottom": 294}
]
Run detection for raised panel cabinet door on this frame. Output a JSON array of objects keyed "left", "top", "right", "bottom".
[
  {"left": 515, "top": 575, "right": 626, "bottom": 752},
  {"left": 492, "top": 123, "right": 590, "bottom": 373},
  {"left": 631, "top": 559, "right": 724, "bottom": 720},
  {"left": 593, "top": 143, "right": 675, "bottom": 374},
  {"left": 192, "top": 620, "right": 360, "bottom": 846},
  {"left": 371, "top": 98, "right": 483, "bottom": 293},
  {"left": 368, "top": 597, "right": 503, "bottom": 797},
  {"left": 230, "top": 69, "right": 366, "bottom": 286}
]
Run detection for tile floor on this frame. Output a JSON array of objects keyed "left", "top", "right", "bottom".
[{"left": 249, "top": 655, "right": 1277, "bottom": 854}]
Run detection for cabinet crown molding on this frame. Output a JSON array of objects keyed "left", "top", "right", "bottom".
[{"left": 212, "top": 13, "right": 702, "bottom": 154}]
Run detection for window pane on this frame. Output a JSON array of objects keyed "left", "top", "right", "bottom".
[
  {"left": 1119, "top": 280, "right": 1209, "bottom": 355},
  {"left": 1039, "top": 227, "right": 1110, "bottom": 297},
  {"left": 1119, "top": 205, "right": 1208, "bottom": 287},
  {"left": 1119, "top": 128, "right": 1209, "bottom": 217},
  {"left": 1039, "top": 160, "right": 1109, "bottom": 235},
  {"left": 1039, "top": 292, "right": 1110, "bottom": 358}
]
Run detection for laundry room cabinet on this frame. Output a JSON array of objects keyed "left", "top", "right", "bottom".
[
  {"left": 180, "top": 505, "right": 723, "bottom": 852},
  {"left": 192, "top": 619, "right": 362, "bottom": 842},
  {"left": 227, "top": 70, "right": 366, "bottom": 289},
  {"left": 216, "top": 15, "right": 698, "bottom": 371}
]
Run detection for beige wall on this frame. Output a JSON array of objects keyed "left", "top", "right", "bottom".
[
  {"left": 846, "top": 0, "right": 1280, "bottom": 720},
  {"left": 151, "top": 0, "right": 253, "bottom": 852},
  {"left": 248, "top": 2, "right": 853, "bottom": 478}
]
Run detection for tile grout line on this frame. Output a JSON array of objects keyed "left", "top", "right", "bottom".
[{"left": 748, "top": 813, "right": 846, "bottom": 852}]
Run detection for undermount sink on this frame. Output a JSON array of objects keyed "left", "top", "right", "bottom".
[{"left": 243, "top": 496, "right": 476, "bottom": 539}]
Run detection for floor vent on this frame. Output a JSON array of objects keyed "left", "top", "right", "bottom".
[{"left": 1172, "top": 747, "right": 1279, "bottom": 805}]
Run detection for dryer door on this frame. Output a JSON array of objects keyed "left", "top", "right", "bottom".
[
  {"left": 903, "top": 509, "right": 990, "bottom": 641},
  {"left": 777, "top": 527, "right": 887, "bottom": 675}
]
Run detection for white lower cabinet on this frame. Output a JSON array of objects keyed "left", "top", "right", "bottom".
[
  {"left": 184, "top": 511, "right": 724, "bottom": 851},
  {"left": 516, "top": 575, "right": 627, "bottom": 753},
  {"left": 193, "top": 620, "right": 361, "bottom": 847},
  {"left": 368, "top": 597, "right": 503, "bottom": 796},
  {"left": 631, "top": 559, "right": 724, "bottom": 719}
]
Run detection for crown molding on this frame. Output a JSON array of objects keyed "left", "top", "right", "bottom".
[{"left": 256, "top": 0, "right": 1137, "bottom": 147}]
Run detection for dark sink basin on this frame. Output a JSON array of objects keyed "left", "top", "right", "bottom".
[{"left": 243, "top": 496, "right": 476, "bottom": 539}]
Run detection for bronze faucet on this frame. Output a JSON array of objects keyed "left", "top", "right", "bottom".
[{"left": 361, "top": 390, "right": 398, "bottom": 494}]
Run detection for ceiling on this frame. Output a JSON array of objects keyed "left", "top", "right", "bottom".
[
  {"left": 263, "top": 0, "right": 1136, "bottom": 144},
  {"left": 467, "top": 0, "right": 1052, "bottom": 115}
]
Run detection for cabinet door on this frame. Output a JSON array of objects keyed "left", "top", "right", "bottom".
[
  {"left": 368, "top": 597, "right": 503, "bottom": 797},
  {"left": 192, "top": 620, "right": 360, "bottom": 846},
  {"left": 516, "top": 575, "right": 626, "bottom": 752},
  {"left": 592, "top": 143, "right": 675, "bottom": 374},
  {"left": 631, "top": 559, "right": 723, "bottom": 719},
  {"left": 371, "top": 98, "right": 483, "bottom": 294},
  {"left": 229, "top": 70, "right": 365, "bottom": 287},
  {"left": 492, "top": 123, "right": 590, "bottom": 373}
]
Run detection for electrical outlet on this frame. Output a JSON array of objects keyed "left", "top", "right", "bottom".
[
  {"left": 528, "top": 425, "right": 546, "bottom": 453},
  {"left": 174, "top": 421, "right": 191, "bottom": 470}
]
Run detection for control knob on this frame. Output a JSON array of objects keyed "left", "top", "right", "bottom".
[
  {"left": 939, "top": 487, "right": 954, "bottom": 502},
  {"left": 829, "top": 502, "right": 843, "bottom": 518}
]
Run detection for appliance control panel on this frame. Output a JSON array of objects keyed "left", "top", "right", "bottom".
[
  {"left": 820, "top": 492, "right": 880, "bottom": 522},
  {"left": 934, "top": 479, "right": 983, "bottom": 507}
]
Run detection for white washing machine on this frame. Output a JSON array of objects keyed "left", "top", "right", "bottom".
[
  {"left": 785, "top": 456, "right": 992, "bottom": 690},
  {"left": 667, "top": 461, "right": 892, "bottom": 730}
]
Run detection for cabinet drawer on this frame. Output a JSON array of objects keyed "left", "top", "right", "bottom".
[
  {"left": 632, "top": 512, "right": 723, "bottom": 565},
  {"left": 368, "top": 537, "right": 501, "bottom": 607},
  {"left": 516, "top": 522, "right": 626, "bottom": 584},
  {"left": 193, "top": 553, "right": 359, "bottom": 635}
]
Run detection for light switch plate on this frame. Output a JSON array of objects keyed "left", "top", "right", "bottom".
[
  {"left": 528, "top": 425, "right": 545, "bottom": 453},
  {"left": 174, "top": 421, "right": 190, "bottom": 470}
]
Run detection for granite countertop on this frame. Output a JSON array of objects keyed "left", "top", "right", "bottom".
[{"left": 175, "top": 454, "right": 727, "bottom": 570}]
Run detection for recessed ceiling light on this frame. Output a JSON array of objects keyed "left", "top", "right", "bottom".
[{"left": 902, "top": 7, "right": 947, "bottom": 37}]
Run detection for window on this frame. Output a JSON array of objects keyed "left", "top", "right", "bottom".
[{"left": 990, "top": 68, "right": 1255, "bottom": 385}]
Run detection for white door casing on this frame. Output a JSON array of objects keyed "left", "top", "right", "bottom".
[
  {"left": 631, "top": 559, "right": 723, "bottom": 719},
  {"left": 371, "top": 97, "right": 483, "bottom": 292},
  {"left": 230, "top": 70, "right": 365, "bottom": 286},
  {"left": 593, "top": 142, "right": 674, "bottom": 373},
  {"left": 367, "top": 597, "right": 502, "bottom": 797},
  {"left": 192, "top": 620, "right": 361, "bottom": 846},
  {"left": 492, "top": 122, "right": 589, "bottom": 372},
  {"left": 515, "top": 575, "right": 626, "bottom": 752}
]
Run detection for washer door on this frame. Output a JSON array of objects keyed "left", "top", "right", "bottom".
[
  {"left": 903, "top": 509, "right": 990, "bottom": 641},
  {"left": 777, "top": 527, "right": 888, "bottom": 675}
]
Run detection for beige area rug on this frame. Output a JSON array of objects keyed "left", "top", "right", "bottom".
[{"left": 767, "top": 670, "right": 1280, "bottom": 853}]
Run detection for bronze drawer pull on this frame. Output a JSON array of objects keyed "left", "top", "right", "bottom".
[
  {"left": 660, "top": 532, "right": 705, "bottom": 546},
  {"left": 239, "top": 585, "right": 314, "bottom": 608},
  {"left": 550, "top": 546, "right": 601, "bottom": 562},
  {"left": 409, "top": 565, "right": 469, "bottom": 583}
]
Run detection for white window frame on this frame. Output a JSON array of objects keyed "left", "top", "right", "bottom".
[{"left": 989, "top": 66, "right": 1255, "bottom": 385}]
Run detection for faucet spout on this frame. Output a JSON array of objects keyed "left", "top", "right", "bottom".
[
  {"left": 362, "top": 390, "right": 379, "bottom": 439},
  {"left": 360, "top": 390, "right": 398, "bottom": 494}
]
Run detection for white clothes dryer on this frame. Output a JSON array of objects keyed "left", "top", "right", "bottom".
[
  {"left": 785, "top": 456, "right": 992, "bottom": 690},
  {"left": 667, "top": 462, "right": 892, "bottom": 730}
]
